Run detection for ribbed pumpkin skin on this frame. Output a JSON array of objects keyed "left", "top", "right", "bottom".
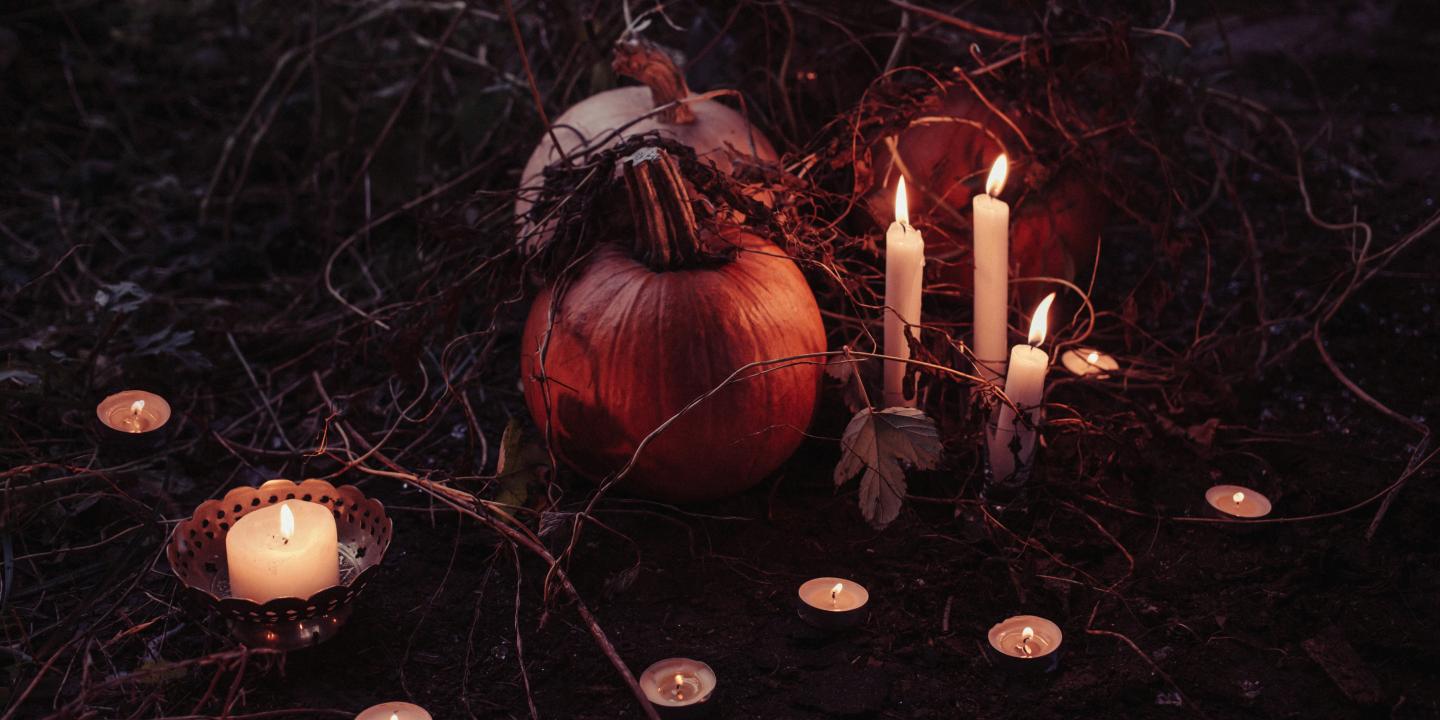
[{"left": 521, "top": 232, "right": 825, "bottom": 502}]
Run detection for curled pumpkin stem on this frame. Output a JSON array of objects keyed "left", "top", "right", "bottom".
[
  {"left": 623, "top": 147, "right": 727, "bottom": 271},
  {"left": 612, "top": 40, "right": 696, "bottom": 125}
]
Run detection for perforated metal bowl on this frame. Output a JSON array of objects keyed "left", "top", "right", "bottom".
[{"left": 167, "top": 478, "right": 392, "bottom": 650}]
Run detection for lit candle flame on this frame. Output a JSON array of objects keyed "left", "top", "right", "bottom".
[
  {"left": 279, "top": 502, "right": 295, "bottom": 540},
  {"left": 985, "top": 155, "right": 1008, "bottom": 197},
  {"left": 1233, "top": 491, "right": 1245, "bottom": 505},
  {"left": 130, "top": 399, "right": 145, "bottom": 415},
  {"left": 831, "top": 582, "right": 843, "bottom": 606},
  {"left": 390, "top": 714, "right": 399, "bottom": 720},
  {"left": 894, "top": 177, "right": 910, "bottom": 226},
  {"left": 1027, "top": 293, "right": 1057, "bottom": 346},
  {"left": 1020, "top": 625, "right": 1035, "bottom": 656},
  {"left": 674, "top": 673, "right": 685, "bottom": 701},
  {"left": 1086, "top": 351, "right": 1099, "bottom": 364}
]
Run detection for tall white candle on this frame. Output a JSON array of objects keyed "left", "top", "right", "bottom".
[
  {"left": 225, "top": 500, "right": 339, "bottom": 602},
  {"left": 972, "top": 156, "right": 1010, "bottom": 386},
  {"left": 989, "top": 293, "right": 1055, "bottom": 482},
  {"left": 884, "top": 177, "right": 925, "bottom": 407}
]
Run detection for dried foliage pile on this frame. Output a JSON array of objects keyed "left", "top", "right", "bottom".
[{"left": 1, "top": 1, "right": 1436, "bottom": 717}]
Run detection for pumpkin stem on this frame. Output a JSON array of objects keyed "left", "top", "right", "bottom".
[
  {"left": 623, "top": 147, "right": 713, "bottom": 271},
  {"left": 612, "top": 40, "right": 696, "bottom": 125}
]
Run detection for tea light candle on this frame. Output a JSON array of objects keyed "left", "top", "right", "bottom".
[
  {"left": 988, "top": 293, "right": 1056, "bottom": 483},
  {"left": 225, "top": 500, "right": 339, "bottom": 602},
  {"left": 640, "top": 657, "right": 716, "bottom": 717},
  {"left": 1060, "top": 348, "right": 1119, "bottom": 379},
  {"left": 355, "top": 702, "right": 431, "bottom": 720},
  {"left": 1205, "top": 484, "right": 1272, "bottom": 519},
  {"left": 987, "top": 614, "right": 1063, "bottom": 669},
  {"left": 96, "top": 389, "right": 171, "bottom": 434},
  {"left": 883, "top": 177, "right": 925, "bottom": 408},
  {"left": 797, "top": 576, "right": 870, "bottom": 629},
  {"left": 972, "top": 155, "right": 1010, "bottom": 386}
]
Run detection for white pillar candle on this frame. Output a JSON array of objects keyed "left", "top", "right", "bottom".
[
  {"left": 225, "top": 500, "right": 339, "bottom": 602},
  {"left": 355, "top": 702, "right": 432, "bottom": 720},
  {"left": 989, "top": 293, "right": 1055, "bottom": 482},
  {"left": 883, "top": 177, "right": 925, "bottom": 408},
  {"left": 972, "top": 156, "right": 1010, "bottom": 386}
]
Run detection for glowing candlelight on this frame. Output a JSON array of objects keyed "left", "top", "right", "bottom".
[
  {"left": 1061, "top": 347, "right": 1120, "bottom": 378},
  {"left": 973, "top": 155, "right": 1011, "bottom": 386},
  {"left": 987, "top": 615, "right": 1063, "bottom": 666},
  {"left": 96, "top": 389, "right": 171, "bottom": 437},
  {"left": 125, "top": 399, "right": 146, "bottom": 432},
  {"left": 641, "top": 658, "right": 716, "bottom": 711},
  {"left": 355, "top": 703, "right": 431, "bottom": 720},
  {"left": 1205, "top": 484, "right": 1272, "bottom": 519},
  {"left": 1019, "top": 625, "right": 1035, "bottom": 656},
  {"left": 883, "top": 177, "right": 925, "bottom": 407},
  {"left": 798, "top": 577, "right": 869, "bottom": 629},
  {"left": 989, "top": 294, "right": 1056, "bottom": 482},
  {"left": 224, "top": 500, "right": 339, "bottom": 602}
]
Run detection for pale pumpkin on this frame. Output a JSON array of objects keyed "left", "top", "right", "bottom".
[
  {"left": 516, "top": 41, "right": 777, "bottom": 252},
  {"left": 521, "top": 148, "right": 824, "bottom": 502}
]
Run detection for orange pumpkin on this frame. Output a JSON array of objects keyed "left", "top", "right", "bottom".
[
  {"left": 520, "top": 148, "right": 825, "bottom": 502},
  {"left": 859, "top": 85, "right": 1107, "bottom": 304}
]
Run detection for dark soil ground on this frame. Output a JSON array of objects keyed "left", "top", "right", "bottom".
[{"left": 2, "top": 1, "right": 1439, "bottom": 719}]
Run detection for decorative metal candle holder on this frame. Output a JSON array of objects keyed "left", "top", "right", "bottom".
[{"left": 167, "top": 478, "right": 392, "bottom": 651}]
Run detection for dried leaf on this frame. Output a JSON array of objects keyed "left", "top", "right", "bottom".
[
  {"left": 0, "top": 369, "right": 39, "bottom": 387},
  {"left": 824, "top": 353, "right": 869, "bottom": 413},
  {"left": 494, "top": 418, "right": 549, "bottom": 508},
  {"left": 93, "top": 281, "right": 150, "bottom": 314},
  {"left": 1186, "top": 418, "right": 1220, "bottom": 449},
  {"left": 833, "top": 407, "right": 942, "bottom": 529}
]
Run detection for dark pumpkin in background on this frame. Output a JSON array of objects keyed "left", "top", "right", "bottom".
[
  {"left": 859, "top": 85, "right": 1109, "bottom": 306},
  {"left": 521, "top": 149, "right": 825, "bottom": 503}
]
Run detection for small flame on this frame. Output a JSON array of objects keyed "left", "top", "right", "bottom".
[
  {"left": 985, "top": 155, "right": 1008, "bottom": 197},
  {"left": 279, "top": 502, "right": 295, "bottom": 540},
  {"left": 1019, "top": 625, "right": 1035, "bottom": 656},
  {"left": 390, "top": 714, "right": 399, "bottom": 720},
  {"left": 674, "top": 673, "right": 684, "bottom": 688},
  {"left": 831, "top": 582, "right": 844, "bottom": 601},
  {"left": 130, "top": 399, "right": 145, "bottom": 415},
  {"left": 1232, "top": 491, "right": 1245, "bottom": 505},
  {"left": 1086, "top": 351, "right": 1099, "bottom": 364},
  {"left": 1027, "top": 293, "right": 1057, "bottom": 346},
  {"left": 894, "top": 177, "right": 910, "bottom": 226}
]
